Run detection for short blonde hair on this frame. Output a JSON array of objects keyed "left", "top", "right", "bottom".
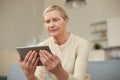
[{"left": 43, "top": 5, "right": 69, "bottom": 20}]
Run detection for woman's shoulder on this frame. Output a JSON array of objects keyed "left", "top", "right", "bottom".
[{"left": 71, "top": 33, "right": 88, "bottom": 44}]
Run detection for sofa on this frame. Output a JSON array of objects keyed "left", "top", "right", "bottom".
[
  {"left": 1, "top": 60, "right": 120, "bottom": 80},
  {"left": 6, "top": 64, "right": 50, "bottom": 80},
  {"left": 88, "top": 60, "right": 120, "bottom": 80},
  {"left": 0, "top": 76, "right": 6, "bottom": 80}
]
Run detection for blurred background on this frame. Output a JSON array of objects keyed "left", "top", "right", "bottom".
[{"left": 0, "top": 0, "right": 120, "bottom": 79}]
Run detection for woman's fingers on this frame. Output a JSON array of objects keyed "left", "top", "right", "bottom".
[
  {"left": 40, "top": 50, "right": 51, "bottom": 66},
  {"left": 25, "top": 50, "right": 39, "bottom": 67},
  {"left": 54, "top": 54, "right": 60, "bottom": 63},
  {"left": 39, "top": 50, "right": 61, "bottom": 71},
  {"left": 24, "top": 50, "right": 32, "bottom": 62},
  {"left": 40, "top": 54, "right": 45, "bottom": 65},
  {"left": 40, "top": 50, "right": 55, "bottom": 61},
  {"left": 34, "top": 58, "right": 39, "bottom": 66},
  {"left": 32, "top": 52, "right": 39, "bottom": 66},
  {"left": 27, "top": 51, "right": 37, "bottom": 65},
  {"left": 18, "top": 54, "right": 23, "bottom": 63}
]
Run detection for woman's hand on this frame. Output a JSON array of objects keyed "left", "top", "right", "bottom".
[
  {"left": 18, "top": 50, "right": 39, "bottom": 80},
  {"left": 39, "top": 50, "right": 61, "bottom": 73},
  {"left": 39, "top": 50, "right": 68, "bottom": 80}
]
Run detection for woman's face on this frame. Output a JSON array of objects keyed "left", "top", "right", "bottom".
[{"left": 44, "top": 10, "right": 68, "bottom": 37}]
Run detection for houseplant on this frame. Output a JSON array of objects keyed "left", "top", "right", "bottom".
[{"left": 93, "top": 43, "right": 102, "bottom": 50}]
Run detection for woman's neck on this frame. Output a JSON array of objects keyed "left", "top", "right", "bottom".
[{"left": 53, "top": 32, "right": 70, "bottom": 45}]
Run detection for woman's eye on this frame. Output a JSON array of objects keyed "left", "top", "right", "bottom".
[
  {"left": 45, "top": 20, "right": 50, "bottom": 23},
  {"left": 53, "top": 18, "right": 59, "bottom": 22},
  {"left": 44, "top": 18, "right": 59, "bottom": 23}
]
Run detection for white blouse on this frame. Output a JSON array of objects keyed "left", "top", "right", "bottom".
[{"left": 35, "top": 33, "right": 90, "bottom": 80}]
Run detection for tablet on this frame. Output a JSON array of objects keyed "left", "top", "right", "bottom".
[{"left": 16, "top": 46, "right": 52, "bottom": 66}]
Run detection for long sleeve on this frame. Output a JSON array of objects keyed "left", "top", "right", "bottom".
[
  {"left": 68, "top": 40, "right": 90, "bottom": 80},
  {"left": 35, "top": 66, "right": 46, "bottom": 80}
]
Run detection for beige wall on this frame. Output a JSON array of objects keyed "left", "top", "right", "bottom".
[
  {"left": 0, "top": 0, "right": 44, "bottom": 76},
  {"left": 0, "top": 0, "right": 44, "bottom": 50},
  {"left": 0, "top": 51, "right": 18, "bottom": 76}
]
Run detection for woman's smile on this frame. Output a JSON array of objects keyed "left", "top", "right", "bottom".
[{"left": 49, "top": 28, "right": 58, "bottom": 32}]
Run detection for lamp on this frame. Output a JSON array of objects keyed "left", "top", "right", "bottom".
[{"left": 66, "top": 0, "right": 86, "bottom": 8}]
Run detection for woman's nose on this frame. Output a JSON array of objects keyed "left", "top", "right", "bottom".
[{"left": 49, "top": 21, "right": 55, "bottom": 28}]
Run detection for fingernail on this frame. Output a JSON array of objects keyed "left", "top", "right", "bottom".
[
  {"left": 40, "top": 50, "right": 42, "bottom": 52},
  {"left": 39, "top": 50, "right": 41, "bottom": 54}
]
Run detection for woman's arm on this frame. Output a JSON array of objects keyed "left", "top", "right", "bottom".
[{"left": 69, "top": 40, "right": 89, "bottom": 80}]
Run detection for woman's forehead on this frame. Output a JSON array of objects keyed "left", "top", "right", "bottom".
[
  {"left": 44, "top": 10, "right": 62, "bottom": 19},
  {"left": 45, "top": 10, "right": 61, "bottom": 15}
]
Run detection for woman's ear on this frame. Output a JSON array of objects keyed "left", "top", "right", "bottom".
[
  {"left": 64, "top": 18, "right": 69, "bottom": 29},
  {"left": 65, "top": 18, "right": 68, "bottom": 24}
]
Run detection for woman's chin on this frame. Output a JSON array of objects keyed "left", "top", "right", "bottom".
[{"left": 49, "top": 33, "right": 59, "bottom": 37}]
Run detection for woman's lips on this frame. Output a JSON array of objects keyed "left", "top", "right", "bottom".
[{"left": 49, "top": 29, "right": 58, "bottom": 32}]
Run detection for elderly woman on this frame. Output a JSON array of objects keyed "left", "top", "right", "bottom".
[{"left": 19, "top": 5, "right": 90, "bottom": 80}]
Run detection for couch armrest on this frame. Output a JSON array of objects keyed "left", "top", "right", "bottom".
[
  {"left": 7, "top": 64, "right": 27, "bottom": 80},
  {"left": 88, "top": 60, "right": 120, "bottom": 80}
]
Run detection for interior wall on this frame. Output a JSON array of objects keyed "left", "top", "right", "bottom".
[
  {"left": 0, "top": 0, "right": 44, "bottom": 76},
  {"left": 0, "top": 0, "right": 44, "bottom": 50}
]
